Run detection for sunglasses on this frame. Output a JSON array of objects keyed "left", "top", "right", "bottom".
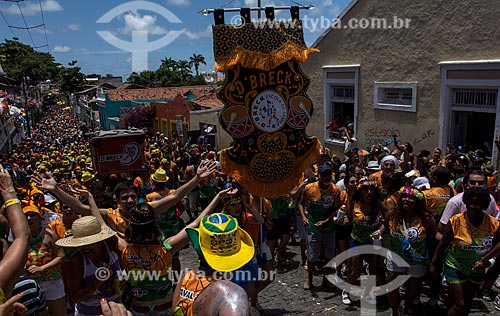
[
  {"left": 469, "top": 180, "right": 485, "bottom": 186},
  {"left": 120, "top": 194, "right": 137, "bottom": 201}
]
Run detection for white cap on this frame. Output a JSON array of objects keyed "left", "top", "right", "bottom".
[{"left": 412, "top": 177, "right": 430, "bottom": 190}]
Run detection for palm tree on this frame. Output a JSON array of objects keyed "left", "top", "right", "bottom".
[
  {"left": 189, "top": 53, "right": 206, "bottom": 76},
  {"left": 160, "top": 57, "right": 177, "bottom": 71},
  {"left": 177, "top": 60, "right": 192, "bottom": 82}
]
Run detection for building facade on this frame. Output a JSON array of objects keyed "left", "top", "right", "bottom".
[{"left": 302, "top": 0, "right": 500, "bottom": 162}]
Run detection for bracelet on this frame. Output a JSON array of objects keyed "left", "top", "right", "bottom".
[{"left": 4, "top": 198, "right": 20, "bottom": 208}]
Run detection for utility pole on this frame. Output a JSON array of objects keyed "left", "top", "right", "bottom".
[{"left": 21, "top": 76, "right": 31, "bottom": 137}]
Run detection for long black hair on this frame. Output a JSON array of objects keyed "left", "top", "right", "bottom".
[{"left": 125, "top": 203, "right": 161, "bottom": 245}]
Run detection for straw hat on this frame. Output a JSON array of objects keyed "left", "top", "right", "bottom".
[
  {"left": 151, "top": 168, "right": 168, "bottom": 183},
  {"left": 81, "top": 171, "right": 95, "bottom": 183},
  {"left": 186, "top": 213, "right": 254, "bottom": 272},
  {"left": 55, "top": 216, "right": 116, "bottom": 247}
]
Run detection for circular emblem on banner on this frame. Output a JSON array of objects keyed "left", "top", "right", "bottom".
[
  {"left": 250, "top": 90, "right": 287, "bottom": 133},
  {"left": 120, "top": 142, "right": 141, "bottom": 165}
]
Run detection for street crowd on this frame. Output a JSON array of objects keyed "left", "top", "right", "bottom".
[{"left": 0, "top": 108, "right": 500, "bottom": 316}]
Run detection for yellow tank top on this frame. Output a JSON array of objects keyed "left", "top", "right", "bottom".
[{"left": 173, "top": 270, "right": 216, "bottom": 316}]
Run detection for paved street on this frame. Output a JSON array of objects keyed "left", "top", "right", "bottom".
[{"left": 178, "top": 237, "right": 499, "bottom": 316}]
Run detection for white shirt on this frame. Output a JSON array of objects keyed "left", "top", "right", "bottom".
[{"left": 439, "top": 192, "right": 499, "bottom": 225}]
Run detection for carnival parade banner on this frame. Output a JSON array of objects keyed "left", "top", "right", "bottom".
[{"left": 215, "top": 17, "right": 320, "bottom": 197}]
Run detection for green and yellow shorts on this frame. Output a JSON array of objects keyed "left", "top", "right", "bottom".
[{"left": 444, "top": 265, "right": 484, "bottom": 285}]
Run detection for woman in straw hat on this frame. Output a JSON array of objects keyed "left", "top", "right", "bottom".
[
  {"left": 23, "top": 204, "right": 66, "bottom": 316},
  {"left": 0, "top": 164, "right": 30, "bottom": 311},
  {"left": 55, "top": 212, "right": 124, "bottom": 316}
]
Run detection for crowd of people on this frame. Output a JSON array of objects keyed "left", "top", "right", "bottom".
[{"left": 1, "top": 108, "right": 500, "bottom": 316}]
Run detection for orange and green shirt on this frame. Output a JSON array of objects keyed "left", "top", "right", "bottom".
[
  {"left": 388, "top": 217, "right": 428, "bottom": 265},
  {"left": 106, "top": 208, "right": 129, "bottom": 239},
  {"left": 351, "top": 202, "right": 382, "bottom": 243},
  {"left": 121, "top": 244, "right": 173, "bottom": 303},
  {"left": 303, "top": 182, "right": 349, "bottom": 233},
  {"left": 26, "top": 236, "right": 61, "bottom": 283},
  {"left": 445, "top": 212, "right": 499, "bottom": 274},
  {"left": 173, "top": 270, "right": 216, "bottom": 316},
  {"left": 424, "top": 186, "right": 455, "bottom": 222}
]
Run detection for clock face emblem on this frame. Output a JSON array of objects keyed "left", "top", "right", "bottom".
[{"left": 250, "top": 90, "right": 287, "bottom": 133}]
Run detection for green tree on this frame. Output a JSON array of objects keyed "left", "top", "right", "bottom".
[
  {"left": 189, "top": 53, "right": 206, "bottom": 76},
  {"left": 160, "top": 57, "right": 177, "bottom": 71},
  {"left": 59, "top": 60, "right": 86, "bottom": 96},
  {"left": 0, "top": 39, "right": 60, "bottom": 83},
  {"left": 177, "top": 60, "right": 192, "bottom": 82}
]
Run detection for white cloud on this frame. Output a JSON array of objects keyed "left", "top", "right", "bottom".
[
  {"left": 32, "top": 28, "right": 53, "bottom": 34},
  {"left": 183, "top": 25, "right": 212, "bottom": 40},
  {"left": 52, "top": 45, "right": 71, "bottom": 53},
  {"left": 2, "top": 0, "right": 62, "bottom": 15},
  {"left": 68, "top": 24, "right": 80, "bottom": 31},
  {"left": 74, "top": 48, "right": 89, "bottom": 53},
  {"left": 165, "top": 0, "right": 190, "bottom": 6},
  {"left": 119, "top": 11, "right": 168, "bottom": 35}
]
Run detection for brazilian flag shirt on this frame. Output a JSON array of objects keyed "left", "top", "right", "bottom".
[{"left": 445, "top": 212, "right": 499, "bottom": 274}]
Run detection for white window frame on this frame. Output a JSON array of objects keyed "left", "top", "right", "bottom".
[
  {"left": 374, "top": 82, "right": 417, "bottom": 112},
  {"left": 439, "top": 60, "right": 500, "bottom": 164},
  {"left": 323, "top": 65, "right": 359, "bottom": 146}
]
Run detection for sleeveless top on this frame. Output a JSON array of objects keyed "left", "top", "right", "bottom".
[
  {"left": 75, "top": 243, "right": 122, "bottom": 316},
  {"left": 445, "top": 212, "right": 499, "bottom": 274},
  {"left": 173, "top": 270, "right": 216, "bottom": 316},
  {"left": 121, "top": 244, "right": 173, "bottom": 303},
  {"left": 26, "top": 235, "right": 61, "bottom": 283},
  {"left": 351, "top": 202, "right": 382, "bottom": 243}
]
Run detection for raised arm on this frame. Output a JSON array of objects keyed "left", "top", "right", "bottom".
[
  {"left": 151, "top": 160, "right": 217, "bottom": 216},
  {"left": 167, "top": 187, "right": 237, "bottom": 255},
  {"left": 0, "top": 165, "right": 30, "bottom": 298},
  {"left": 31, "top": 172, "right": 93, "bottom": 215},
  {"left": 79, "top": 189, "right": 127, "bottom": 253}
]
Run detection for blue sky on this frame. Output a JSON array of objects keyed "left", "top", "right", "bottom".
[{"left": 1, "top": 0, "right": 350, "bottom": 80}]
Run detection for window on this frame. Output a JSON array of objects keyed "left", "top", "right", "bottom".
[
  {"left": 323, "top": 65, "right": 359, "bottom": 145},
  {"left": 452, "top": 88, "right": 497, "bottom": 111},
  {"left": 327, "top": 85, "right": 355, "bottom": 140},
  {"left": 374, "top": 82, "right": 417, "bottom": 112}
]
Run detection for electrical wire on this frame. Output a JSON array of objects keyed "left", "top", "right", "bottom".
[
  {"left": 0, "top": 7, "right": 17, "bottom": 37},
  {"left": 38, "top": 0, "right": 49, "bottom": 52},
  {"left": 287, "top": 0, "right": 308, "bottom": 6},
  {"left": 219, "top": 0, "right": 238, "bottom": 8},
  {"left": 16, "top": 0, "right": 36, "bottom": 47}
]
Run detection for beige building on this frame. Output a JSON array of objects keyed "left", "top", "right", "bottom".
[{"left": 303, "top": 0, "right": 500, "bottom": 162}]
